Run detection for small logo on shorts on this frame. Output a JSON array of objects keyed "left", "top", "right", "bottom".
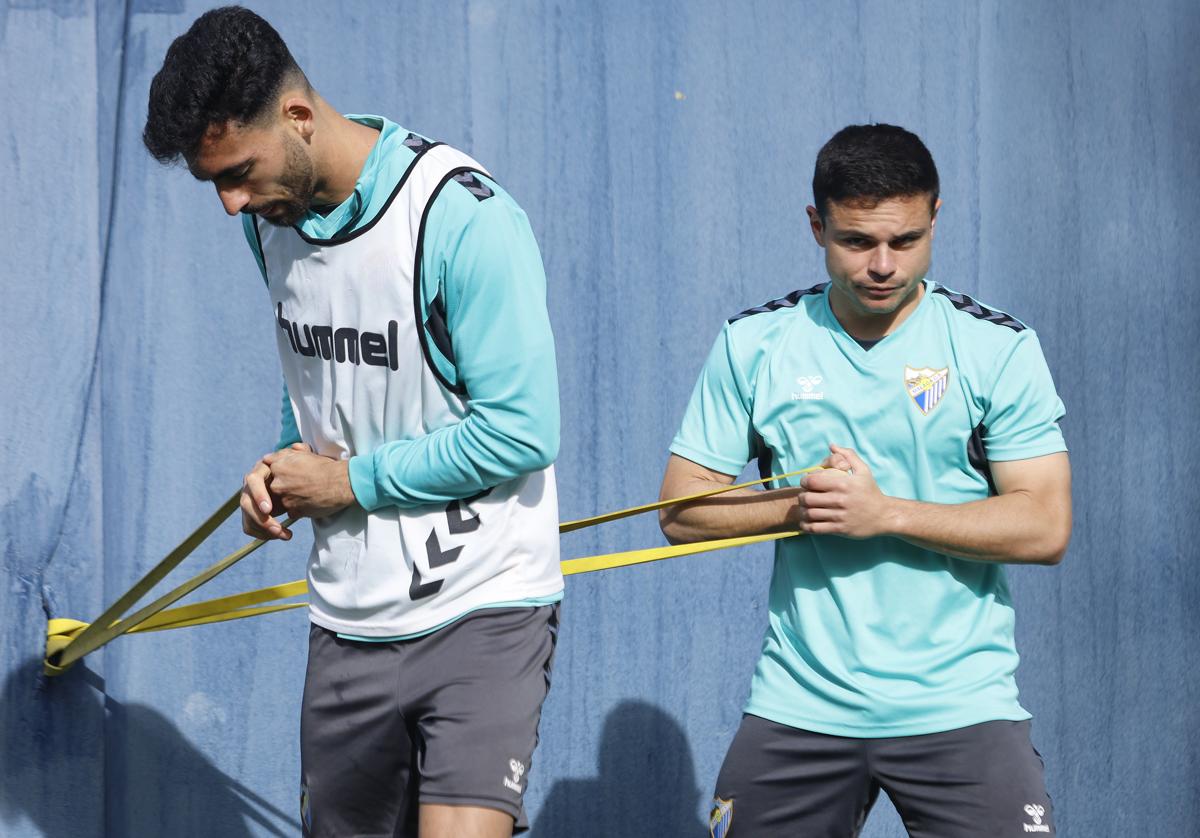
[
  {"left": 300, "top": 782, "right": 312, "bottom": 831},
  {"left": 792, "top": 375, "right": 825, "bottom": 401},
  {"left": 1022, "top": 803, "right": 1050, "bottom": 832},
  {"left": 503, "top": 759, "right": 525, "bottom": 793},
  {"left": 709, "top": 796, "right": 733, "bottom": 838}
]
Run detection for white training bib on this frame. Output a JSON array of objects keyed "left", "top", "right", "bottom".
[{"left": 255, "top": 143, "right": 562, "bottom": 636}]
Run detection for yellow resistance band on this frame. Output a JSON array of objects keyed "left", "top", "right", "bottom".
[{"left": 45, "top": 466, "right": 822, "bottom": 676}]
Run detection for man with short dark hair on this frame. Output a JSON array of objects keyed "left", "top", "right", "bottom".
[
  {"left": 661, "top": 124, "right": 1070, "bottom": 837},
  {"left": 144, "top": 8, "right": 563, "bottom": 837}
]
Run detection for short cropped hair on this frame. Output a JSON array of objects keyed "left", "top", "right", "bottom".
[
  {"left": 143, "top": 6, "right": 307, "bottom": 164},
  {"left": 812, "top": 124, "right": 939, "bottom": 218}
]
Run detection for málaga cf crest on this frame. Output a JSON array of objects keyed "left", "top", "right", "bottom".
[{"left": 904, "top": 365, "right": 949, "bottom": 415}]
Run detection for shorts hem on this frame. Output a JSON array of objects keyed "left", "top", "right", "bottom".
[
  {"left": 742, "top": 705, "right": 1033, "bottom": 739},
  {"left": 418, "top": 792, "right": 521, "bottom": 821},
  {"left": 308, "top": 583, "right": 564, "bottom": 637}
]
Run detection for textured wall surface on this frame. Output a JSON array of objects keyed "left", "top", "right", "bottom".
[{"left": 2, "top": 1, "right": 1198, "bottom": 836}]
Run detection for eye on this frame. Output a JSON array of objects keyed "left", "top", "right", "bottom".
[{"left": 219, "top": 163, "right": 253, "bottom": 185}]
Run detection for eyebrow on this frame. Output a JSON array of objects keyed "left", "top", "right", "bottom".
[
  {"left": 837, "top": 227, "right": 928, "bottom": 242},
  {"left": 192, "top": 158, "right": 254, "bottom": 183}
]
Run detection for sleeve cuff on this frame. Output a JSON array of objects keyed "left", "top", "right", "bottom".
[
  {"left": 275, "top": 432, "right": 302, "bottom": 451},
  {"left": 984, "top": 439, "right": 1069, "bottom": 462},
  {"left": 668, "top": 440, "right": 745, "bottom": 478},
  {"left": 348, "top": 454, "right": 383, "bottom": 511}
]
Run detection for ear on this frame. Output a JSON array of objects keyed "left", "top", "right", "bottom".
[
  {"left": 930, "top": 198, "right": 943, "bottom": 236},
  {"left": 282, "top": 96, "right": 316, "bottom": 141},
  {"left": 806, "top": 205, "right": 826, "bottom": 247}
]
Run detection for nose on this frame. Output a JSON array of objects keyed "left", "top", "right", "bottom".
[
  {"left": 868, "top": 244, "right": 896, "bottom": 280},
  {"left": 217, "top": 185, "right": 251, "bottom": 216}
]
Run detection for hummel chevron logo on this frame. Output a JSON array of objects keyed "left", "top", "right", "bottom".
[
  {"left": 426, "top": 530, "right": 463, "bottom": 569},
  {"left": 409, "top": 531, "right": 464, "bottom": 601},
  {"left": 446, "top": 499, "right": 482, "bottom": 534},
  {"left": 408, "top": 564, "right": 442, "bottom": 601},
  {"left": 408, "top": 494, "right": 491, "bottom": 601}
]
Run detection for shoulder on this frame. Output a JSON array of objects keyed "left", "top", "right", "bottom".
[
  {"left": 926, "top": 284, "right": 1054, "bottom": 389},
  {"left": 372, "top": 123, "right": 508, "bottom": 229},
  {"left": 728, "top": 282, "right": 829, "bottom": 326},
  {"left": 927, "top": 283, "right": 1030, "bottom": 333},
  {"left": 423, "top": 162, "right": 534, "bottom": 279},
  {"left": 723, "top": 282, "right": 827, "bottom": 346},
  {"left": 926, "top": 282, "right": 1042, "bottom": 352},
  {"left": 428, "top": 165, "right": 523, "bottom": 235},
  {"left": 724, "top": 284, "right": 830, "bottom": 328},
  {"left": 716, "top": 282, "right": 828, "bottom": 376}
]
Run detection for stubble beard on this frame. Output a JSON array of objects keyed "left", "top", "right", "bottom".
[{"left": 262, "top": 134, "right": 316, "bottom": 227}]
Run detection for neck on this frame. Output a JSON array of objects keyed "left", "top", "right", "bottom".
[
  {"left": 311, "top": 107, "right": 381, "bottom": 206},
  {"left": 830, "top": 281, "right": 925, "bottom": 341}
]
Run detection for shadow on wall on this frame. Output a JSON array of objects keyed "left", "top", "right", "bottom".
[
  {"left": 0, "top": 659, "right": 293, "bottom": 838},
  {"left": 532, "top": 700, "right": 707, "bottom": 837}
]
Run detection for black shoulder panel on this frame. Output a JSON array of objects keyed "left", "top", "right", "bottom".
[
  {"left": 729, "top": 283, "right": 829, "bottom": 324},
  {"left": 451, "top": 171, "right": 494, "bottom": 202},
  {"left": 402, "top": 132, "right": 436, "bottom": 155},
  {"left": 932, "top": 286, "right": 1026, "bottom": 332}
]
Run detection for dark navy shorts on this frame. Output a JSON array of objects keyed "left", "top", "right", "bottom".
[
  {"left": 300, "top": 604, "right": 559, "bottom": 838},
  {"left": 709, "top": 714, "right": 1054, "bottom": 838}
]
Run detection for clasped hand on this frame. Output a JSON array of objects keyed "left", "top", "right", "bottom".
[
  {"left": 794, "top": 444, "right": 894, "bottom": 539},
  {"left": 240, "top": 443, "right": 356, "bottom": 540}
]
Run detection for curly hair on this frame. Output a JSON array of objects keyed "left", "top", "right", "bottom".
[
  {"left": 812, "top": 124, "right": 939, "bottom": 218},
  {"left": 143, "top": 6, "right": 307, "bottom": 164}
]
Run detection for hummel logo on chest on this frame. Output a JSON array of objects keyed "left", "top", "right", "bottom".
[
  {"left": 791, "top": 375, "right": 825, "bottom": 401},
  {"left": 276, "top": 303, "right": 400, "bottom": 369}
]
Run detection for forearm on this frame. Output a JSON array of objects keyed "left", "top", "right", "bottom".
[
  {"left": 883, "top": 491, "right": 1069, "bottom": 565},
  {"left": 348, "top": 406, "right": 556, "bottom": 510},
  {"left": 659, "top": 480, "right": 799, "bottom": 544}
]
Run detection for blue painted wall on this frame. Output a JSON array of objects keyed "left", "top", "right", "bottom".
[{"left": 3, "top": 1, "right": 1197, "bottom": 835}]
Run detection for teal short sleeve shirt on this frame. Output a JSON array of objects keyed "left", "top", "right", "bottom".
[{"left": 670, "top": 281, "right": 1067, "bottom": 737}]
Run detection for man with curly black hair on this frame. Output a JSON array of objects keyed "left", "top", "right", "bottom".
[{"left": 145, "top": 8, "right": 563, "bottom": 838}]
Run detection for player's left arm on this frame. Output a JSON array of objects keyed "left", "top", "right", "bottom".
[
  {"left": 795, "top": 446, "right": 1072, "bottom": 564},
  {"left": 346, "top": 190, "right": 559, "bottom": 511},
  {"left": 798, "top": 326, "right": 1071, "bottom": 564}
]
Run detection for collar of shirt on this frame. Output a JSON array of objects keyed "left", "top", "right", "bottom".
[{"left": 293, "top": 114, "right": 401, "bottom": 241}]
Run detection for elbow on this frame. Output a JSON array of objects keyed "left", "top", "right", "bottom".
[
  {"left": 535, "top": 433, "right": 559, "bottom": 470},
  {"left": 658, "top": 507, "right": 694, "bottom": 546},
  {"left": 512, "top": 403, "right": 559, "bottom": 472},
  {"left": 478, "top": 408, "right": 558, "bottom": 476},
  {"left": 1040, "top": 539, "right": 1070, "bottom": 566},
  {"left": 520, "top": 428, "right": 558, "bottom": 472},
  {"left": 1029, "top": 527, "right": 1071, "bottom": 566},
  {"left": 659, "top": 510, "right": 683, "bottom": 545},
  {"left": 1032, "top": 549, "right": 1065, "bottom": 567}
]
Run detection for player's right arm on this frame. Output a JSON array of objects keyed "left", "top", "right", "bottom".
[
  {"left": 659, "top": 454, "right": 801, "bottom": 544},
  {"left": 659, "top": 322, "right": 802, "bottom": 544}
]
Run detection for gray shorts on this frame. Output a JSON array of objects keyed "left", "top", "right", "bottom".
[
  {"left": 710, "top": 714, "right": 1054, "bottom": 838},
  {"left": 300, "top": 604, "right": 559, "bottom": 838}
]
